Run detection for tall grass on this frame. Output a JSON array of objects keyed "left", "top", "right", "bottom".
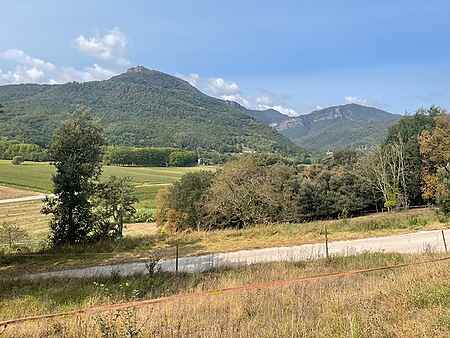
[
  {"left": 3, "top": 252, "right": 450, "bottom": 337},
  {"left": 0, "top": 207, "right": 443, "bottom": 277}
]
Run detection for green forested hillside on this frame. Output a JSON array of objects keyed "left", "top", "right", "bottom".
[
  {"left": 0, "top": 66, "right": 303, "bottom": 156},
  {"left": 276, "top": 104, "right": 400, "bottom": 151}
]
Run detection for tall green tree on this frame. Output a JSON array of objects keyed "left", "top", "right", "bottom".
[
  {"left": 384, "top": 106, "right": 442, "bottom": 205},
  {"left": 92, "top": 176, "right": 138, "bottom": 239},
  {"left": 42, "top": 113, "right": 105, "bottom": 246},
  {"left": 419, "top": 114, "right": 450, "bottom": 212}
]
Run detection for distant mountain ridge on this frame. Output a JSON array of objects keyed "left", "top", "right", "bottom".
[
  {"left": 0, "top": 66, "right": 303, "bottom": 156},
  {"left": 226, "top": 101, "right": 290, "bottom": 126},
  {"left": 243, "top": 103, "right": 401, "bottom": 151}
]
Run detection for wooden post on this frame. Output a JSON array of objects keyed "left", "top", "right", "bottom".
[
  {"left": 325, "top": 225, "right": 329, "bottom": 260},
  {"left": 175, "top": 243, "right": 179, "bottom": 274},
  {"left": 442, "top": 230, "right": 448, "bottom": 253}
]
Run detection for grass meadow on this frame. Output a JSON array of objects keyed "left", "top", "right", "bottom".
[
  {"left": 0, "top": 160, "right": 212, "bottom": 208},
  {"left": 2, "top": 252, "right": 450, "bottom": 337}
]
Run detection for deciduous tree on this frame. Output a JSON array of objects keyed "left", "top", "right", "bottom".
[{"left": 42, "top": 112, "right": 105, "bottom": 246}]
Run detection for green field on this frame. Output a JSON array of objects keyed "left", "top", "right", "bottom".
[{"left": 0, "top": 160, "right": 213, "bottom": 208}]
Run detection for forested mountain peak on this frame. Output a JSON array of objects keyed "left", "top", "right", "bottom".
[
  {"left": 274, "top": 103, "right": 401, "bottom": 151},
  {"left": 109, "top": 66, "right": 197, "bottom": 92},
  {"left": 0, "top": 68, "right": 303, "bottom": 156}
]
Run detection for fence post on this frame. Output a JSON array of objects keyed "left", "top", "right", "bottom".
[
  {"left": 175, "top": 243, "right": 179, "bottom": 274},
  {"left": 442, "top": 230, "right": 448, "bottom": 253},
  {"left": 325, "top": 225, "right": 329, "bottom": 260}
]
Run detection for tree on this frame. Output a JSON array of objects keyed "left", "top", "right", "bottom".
[
  {"left": 385, "top": 106, "right": 442, "bottom": 205},
  {"left": 202, "top": 156, "right": 297, "bottom": 228},
  {"left": 42, "top": 113, "right": 105, "bottom": 246},
  {"left": 92, "top": 176, "right": 138, "bottom": 238},
  {"left": 419, "top": 114, "right": 450, "bottom": 212},
  {"left": 357, "top": 143, "right": 408, "bottom": 211},
  {"left": 11, "top": 156, "right": 24, "bottom": 165},
  {"left": 168, "top": 150, "right": 197, "bottom": 167},
  {"left": 156, "top": 171, "right": 214, "bottom": 231},
  {"left": 0, "top": 222, "right": 29, "bottom": 250}
]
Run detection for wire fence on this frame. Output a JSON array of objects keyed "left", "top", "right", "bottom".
[{"left": 2, "top": 254, "right": 450, "bottom": 331}]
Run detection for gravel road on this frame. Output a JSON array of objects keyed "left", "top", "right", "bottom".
[
  {"left": 0, "top": 194, "right": 53, "bottom": 204},
  {"left": 19, "top": 228, "right": 450, "bottom": 280}
]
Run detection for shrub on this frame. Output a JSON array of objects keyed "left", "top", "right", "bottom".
[
  {"left": 168, "top": 150, "right": 197, "bottom": 167},
  {"left": 132, "top": 208, "right": 155, "bottom": 223},
  {"left": 0, "top": 222, "right": 29, "bottom": 249},
  {"left": 11, "top": 155, "right": 24, "bottom": 165},
  {"left": 203, "top": 157, "right": 297, "bottom": 228},
  {"left": 156, "top": 171, "right": 214, "bottom": 231}
]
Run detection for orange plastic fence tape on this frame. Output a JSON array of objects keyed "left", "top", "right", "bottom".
[{"left": 1, "top": 255, "right": 450, "bottom": 331}]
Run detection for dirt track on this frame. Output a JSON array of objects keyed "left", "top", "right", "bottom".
[{"left": 21, "top": 228, "right": 450, "bottom": 280}]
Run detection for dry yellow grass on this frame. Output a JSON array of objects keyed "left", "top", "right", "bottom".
[
  {"left": 0, "top": 186, "right": 39, "bottom": 200},
  {"left": 3, "top": 253, "right": 450, "bottom": 337},
  {"left": 1, "top": 207, "right": 446, "bottom": 277}
]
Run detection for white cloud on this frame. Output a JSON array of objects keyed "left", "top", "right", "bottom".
[
  {"left": 221, "top": 94, "right": 250, "bottom": 107},
  {"left": 55, "top": 64, "right": 116, "bottom": 83},
  {"left": 0, "top": 48, "right": 117, "bottom": 85},
  {"left": 344, "top": 96, "right": 368, "bottom": 105},
  {"left": 0, "top": 49, "right": 56, "bottom": 71},
  {"left": 177, "top": 73, "right": 200, "bottom": 87},
  {"left": 205, "top": 77, "right": 252, "bottom": 107},
  {"left": 0, "top": 28, "right": 129, "bottom": 85},
  {"left": 75, "top": 28, "right": 129, "bottom": 66},
  {"left": 208, "top": 78, "right": 240, "bottom": 96},
  {"left": 25, "top": 67, "right": 45, "bottom": 81},
  {"left": 174, "top": 74, "right": 299, "bottom": 116},
  {"left": 255, "top": 94, "right": 298, "bottom": 116},
  {"left": 259, "top": 104, "right": 297, "bottom": 116}
]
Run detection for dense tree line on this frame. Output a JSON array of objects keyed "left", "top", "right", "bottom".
[
  {"left": 156, "top": 107, "right": 450, "bottom": 232},
  {"left": 104, "top": 146, "right": 197, "bottom": 167},
  {"left": 156, "top": 153, "right": 380, "bottom": 231},
  {"left": 0, "top": 138, "right": 48, "bottom": 161}
]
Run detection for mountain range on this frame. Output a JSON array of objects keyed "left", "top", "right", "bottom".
[
  {"left": 0, "top": 66, "right": 301, "bottom": 156},
  {"left": 0, "top": 66, "right": 401, "bottom": 154},
  {"left": 247, "top": 103, "right": 400, "bottom": 151}
]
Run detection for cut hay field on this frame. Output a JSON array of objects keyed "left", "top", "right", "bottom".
[
  {"left": 3, "top": 252, "right": 450, "bottom": 337},
  {"left": 0, "top": 160, "right": 213, "bottom": 208},
  {"left": 0, "top": 186, "right": 40, "bottom": 200}
]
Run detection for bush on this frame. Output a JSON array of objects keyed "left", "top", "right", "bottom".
[
  {"left": 203, "top": 157, "right": 297, "bottom": 228},
  {"left": 132, "top": 208, "right": 155, "bottom": 223},
  {"left": 156, "top": 171, "right": 214, "bottom": 231},
  {"left": 11, "top": 155, "right": 24, "bottom": 165},
  {"left": 0, "top": 222, "right": 29, "bottom": 249},
  {"left": 168, "top": 150, "right": 197, "bottom": 167}
]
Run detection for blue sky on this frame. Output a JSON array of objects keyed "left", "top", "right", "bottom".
[{"left": 1, "top": 1, "right": 450, "bottom": 115}]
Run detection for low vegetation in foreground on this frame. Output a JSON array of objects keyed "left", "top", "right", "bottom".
[
  {"left": 0, "top": 207, "right": 443, "bottom": 276},
  {"left": 2, "top": 252, "right": 450, "bottom": 337}
]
